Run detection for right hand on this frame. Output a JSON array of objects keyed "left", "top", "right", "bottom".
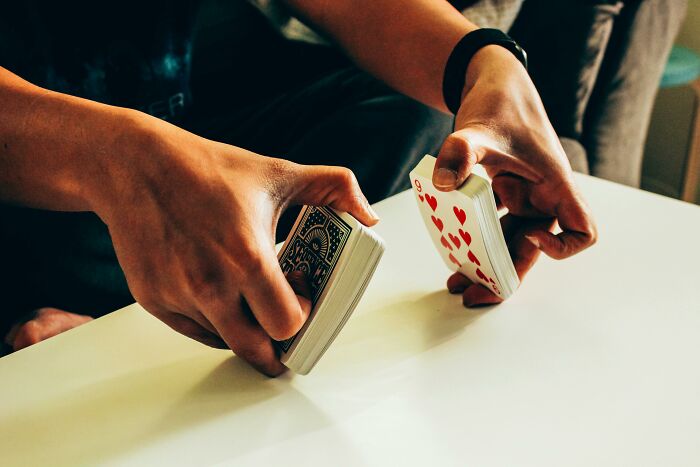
[
  {"left": 433, "top": 46, "right": 597, "bottom": 307},
  {"left": 92, "top": 113, "right": 379, "bottom": 376}
]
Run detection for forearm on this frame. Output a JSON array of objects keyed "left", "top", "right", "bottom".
[
  {"left": 0, "top": 67, "right": 139, "bottom": 212},
  {"left": 282, "top": 0, "right": 479, "bottom": 112}
]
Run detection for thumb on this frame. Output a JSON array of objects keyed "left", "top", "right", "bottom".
[
  {"left": 433, "top": 129, "right": 481, "bottom": 192},
  {"left": 288, "top": 164, "right": 380, "bottom": 227}
]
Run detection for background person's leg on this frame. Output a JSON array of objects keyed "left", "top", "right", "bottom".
[{"left": 582, "top": 0, "right": 687, "bottom": 186}]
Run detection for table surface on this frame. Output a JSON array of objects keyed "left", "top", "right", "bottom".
[{"left": 2, "top": 173, "right": 700, "bottom": 467}]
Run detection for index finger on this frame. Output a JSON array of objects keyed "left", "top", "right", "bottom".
[
  {"left": 207, "top": 298, "right": 287, "bottom": 377},
  {"left": 290, "top": 165, "right": 379, "bottom": 227},
  {"left": 206, "top": 269, "right": 313, "bottom": 377},
  {"left": 525, "top": 189, "right": 597, "bottom": 260},
  {"left": 242, "top": 247, "right": 312, "bottom": 341}
]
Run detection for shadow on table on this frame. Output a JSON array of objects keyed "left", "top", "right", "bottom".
[
  {"left": 1, "top": 290, "right": 490, "bottom": 466},
  {"left": 322, "top": 290, "right": 490, "bottom": 377},
  {"left": 1, "top": 353, "right": 331, "bottom": 466}
]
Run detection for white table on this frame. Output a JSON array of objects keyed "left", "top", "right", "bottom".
[{"left": 1, "top": 174, "right": 699, "bottom": 467}]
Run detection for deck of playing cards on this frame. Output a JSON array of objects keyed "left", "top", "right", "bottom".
[
  {"left": 276, "top": 205, "right": 385, "bottom": 374},
  {"left": 410, "top": 155, "right": 519, "bottom": 299}
]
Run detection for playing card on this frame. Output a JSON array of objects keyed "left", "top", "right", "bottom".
[
  {"left": 274, "top": 204, "right": 385, "bottom": 374},
  {"left": 409, "top": 158, "right": 510, "bottom": 297},
  {"left": 277, "top": 205, "right": 353, "bottom": 351}
]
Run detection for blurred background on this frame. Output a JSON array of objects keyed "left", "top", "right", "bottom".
[
  {"left": 244, "top": 0, "right": 700, "bottom": 204},
  {"left": 643, "top": 1, "right": 700, "bottom": 204}
]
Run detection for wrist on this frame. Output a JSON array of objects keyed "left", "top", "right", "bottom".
[
  {"left": 84, "top": 107, "right": 169, "bottom": 221},
  {"left": 0, "top": 82, "right": 152, "bottom": 213},
  {"left": 461, "top": 45, "right": 526, "bottom": 103},
  {"left": 0, "top": 71, "right": 174, "bottom": 217},
  {"left": 441, "top": 29, "right": 527, "bottom": 114}
]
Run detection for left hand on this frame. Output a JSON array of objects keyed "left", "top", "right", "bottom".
[
  {"left": 5, "top": 308, "right": 93, "bottom": 351},
  {"left": 433, "top": 45, "right": 597, "bottom": 307}
]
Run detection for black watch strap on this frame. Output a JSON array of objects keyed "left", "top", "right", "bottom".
[{"left": 442, "top": 28, "right": 528, "bottom": 115}]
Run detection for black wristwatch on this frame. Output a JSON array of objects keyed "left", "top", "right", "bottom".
[{"left": 442, "top": 28, "right": 528, "bottom": 115}]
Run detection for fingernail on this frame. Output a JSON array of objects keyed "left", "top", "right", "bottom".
[
  {"left": 434, "top": 168, "right": 458, "bottom": 189},
  {"left": 525, "top": 235, "right": 540, "bottom": 249},
  {"left": 448, "top": 286, "right": 465, "bottom": 294}
]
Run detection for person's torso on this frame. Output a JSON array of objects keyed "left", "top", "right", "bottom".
[{"left": 0, "top": 0, "right": 198, "bottom": 121}]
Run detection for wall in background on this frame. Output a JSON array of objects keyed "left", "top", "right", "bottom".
[
  {"left": 677, "top": 0, "right": 700, "bottom": 50},
  {"left": 642, "top": 0, "right": 700, "bottom": 204}
]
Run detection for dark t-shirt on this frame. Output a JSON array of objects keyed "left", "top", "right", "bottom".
[
  {"left": 0, "top": 1, "right": 201, "bottom": 338},
  {"left": 0, "top": 0, "right": 197, "bottom": 121}
]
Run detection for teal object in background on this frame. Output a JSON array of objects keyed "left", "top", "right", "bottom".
[
  {"left": 660, "top": 46, "right": 700, "bottom": 88},
  {"left": 657, "top": 45, "right": 700, "bottom": 203}
]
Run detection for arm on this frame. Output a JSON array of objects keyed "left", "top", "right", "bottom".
[
  {"left": 0, "top": 67, "right": 130, "bottom": 211},
  {"left": 0, "top": 67, "right": 378, "bottom": 374},
  {"left": 282, "top": 0, "right": 477, "bottom": 112},
  {"left": 284, "top": 0, "right": 597, "bottom": 306}
]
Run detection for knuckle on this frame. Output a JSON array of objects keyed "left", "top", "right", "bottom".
[
  {"left": 233, "top": 345, "right": 269, "bottom": 369},
  {"left": 161, "top": 314, "right": 221, "bottom": 348},
  {"left": 239, "top": 244, "right": 266, "bottom": 279},
  {"left": 271, "top": 312, "right": 304, "bottom": 341},
  {"left": 35, "top": 307, "right": 59, "bottom": 317},
  {"left": 19, "top": 322, "right": 42, "bottom": 345},
  {"left": 193, "top": 283, "right": 220, "bottom": 309},
  {"left": 335, "top": 167, "right": 359, "bottom": 191},
  {"left": 444, "top": 133, "right": 470, "bottom": 156},
  {"left": 137, "top": 296, "right": 162, "bottom": 315},
  {"left": 230, "top": 339, "right": 284, "bottom": 376},
  {"left": 167, "top": 317, "right": 196, "bottom": 337},
  {"left": 185, "top": 328, "right": 218, "bottom": 348},
  {"left": 187, "top": 272, "right": 223, "bottom": 309},
  {"left": 137, "top": 296, "right": 177, "bottom": 322}
]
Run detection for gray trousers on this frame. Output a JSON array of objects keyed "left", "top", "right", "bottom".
[
  {"left": 255, "top": 0, "right": 688, "bottom": 186},
  {"left": 510, "top": 0, "right": 687, "bottom": 186}
]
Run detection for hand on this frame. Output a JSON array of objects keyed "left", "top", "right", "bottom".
[
  {"left": 4, "top": 308, "right": 93, "bottom": 351},
  {"left": 93, "top": 114, "right": 379, "bottom": 375},
  {"left": 433, "top": 46, "right": 597, "bottom": 307}
]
